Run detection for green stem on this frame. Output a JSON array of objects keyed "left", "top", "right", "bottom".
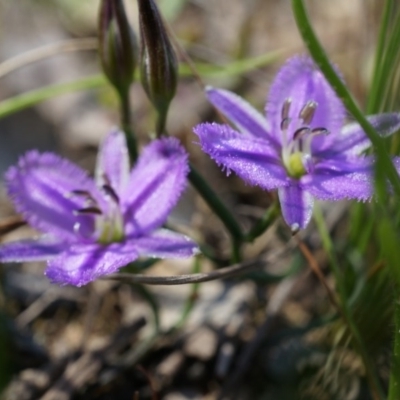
[
  {"left": 367, "top": 0, "right": 393, "bottom": 113},
  {"left": 389, "top": 290, "right": 400, "bottom": 400},
  {"left": 244, "top": 202, "right": 280, "bottom": 242},
  {"left": 231, "top": 237, "right": 242, "bottom": 264},
  {"left": 188, "top": 164, "right": 243, "bottom": 242},
  {"left": 171, "top": 257, "right": 201, "bottom": 331},
  {"left": 119, "top": 89, "right": 138, "bottom": 162},
  {"left": 313, "top": 205, "right": 385, "bottom": 400},
  {"left": 292, "top": 0, "right": 400, "bottom": 198},
  {"left": 156, "top": 109, "right": 168, "bottom": 138}
]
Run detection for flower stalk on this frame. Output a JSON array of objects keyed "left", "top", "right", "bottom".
[
  {"left": 244, "top": 202, "right": 280, "bottom": 242},
  {"left": 188, "top": 163, "right": 243, "bottom": 242},
  {"left": 98, "top": 0, "right": 139, "bottom": 160}
]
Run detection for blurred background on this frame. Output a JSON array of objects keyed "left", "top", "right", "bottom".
[{"left": 0, "top": 1, "right": 392, "bottom": 399}]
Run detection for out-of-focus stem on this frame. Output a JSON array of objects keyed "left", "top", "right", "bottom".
[
  {"left": 244, "top": 202, "right": 279, "bottom": 242},
  {"left": 313, "top": 204, "right": 385, "bottom": 400},
  {"left": 188, "top": 164, "right": 244, "bottom": 260},
  {"left": 389, "top": 292, "right": 400, "bottom": 400},
  {"left": 119, "top": 90, "right": 138, "bottom": 162},
  {"left": 171, "top": 257, "right": 201, "bottom": 331}
]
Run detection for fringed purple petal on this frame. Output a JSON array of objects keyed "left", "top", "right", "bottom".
[
  {"left": 304, "top": 157, "right": 374, "bottom": 201},
  {"left": 194, "top": 122, "right": 288, "bottom": 190},
  {"left": 95, "top": 129, "right": 130, "bottom": 195},
  {"left": 45, "top": 242, "right": 138, "bottom": 286},
  {"left": 6, "top": 151, "right": 99, "bottom": 240},
  {"left": 132, "top": 229, "right": 198, "bottom": 258},
  {"left": 278, "top": 184, "right": 314, "bottom": 231},
  {"left": 206, "top": 87, "right": 277, "bottom": 146},
  {"left": 0, "top": 236, "right": 65, "bottom": 262},
  {"left": 123, "top": 137, "right": 189, "bottom": 235},
  {"left": 266, "top": 55, "right": 346, "bottom": 147},
  {"left": 317, "top": 113, "right": 400, "bottom": 157}
]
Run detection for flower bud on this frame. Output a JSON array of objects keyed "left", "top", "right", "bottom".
[
  {"left": 138, "top": 0, "right": 178, "bottom": 135},
  {"left": 99, "top": 0, "right": 138, "bottom": 96}
]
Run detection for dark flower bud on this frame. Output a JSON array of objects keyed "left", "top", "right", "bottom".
[
  {"left": 99, "top": 0, "right": 138, "bottom": 96},
  {"left": 138, "top": 0, "right": 178, "bottom": 136}
]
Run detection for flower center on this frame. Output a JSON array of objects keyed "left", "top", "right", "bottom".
[
  {"left": 279, "top": 98, "right": 328, "bottom": 179},
  {"left": 71, "top": 178, "right": 125, "bottom": 244}
]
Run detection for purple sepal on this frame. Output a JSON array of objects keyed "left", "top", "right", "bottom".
[
  {"left": 96, "top": 128, "right": 130, "bottom": 194},
  {"left": 45, "top": 242, "right": 139, "bottom": 287},
  {"left": 123, "top": 137, "right": 189, "bottom": 235},
  {"left": 194, "top": 122, "right": 288, "bottom": 190},
  {"left": 206, "top": 87, "right": 276, "bottom": 146},
  {"left": 278, "top": 185, "right": 314, "bottom": 232},
  {"left": 133, "top": 229, "right": 199, "bottom": 258},
  {"left": 5, "top": 151, "right": 98, "bottom": 241},
  {"left": 0, "top": 236, "right": 64, "bottom": 262}
]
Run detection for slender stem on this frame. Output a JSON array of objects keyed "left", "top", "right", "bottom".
[
  {"left": 156, "top": 109, "right": 168, "bottom": 138},
  {"left": 296, "top": 238, "right": 339, "bottom": 311},
  {"left": 132, "top": 284, "right": 160, "bottom": 333},
  {"left": 0, "top": 38, "right": 98, "bottom": 80},
  {"left": 292, "top": 0, "right": 400, "bottom": 198},
  {"left": 389, "top": 290, "right": 400, "bottom": 400},
  {"left": 0, "top": 75, "right": 107, "bottom": 119},
  {"left": 171, "top": 257, "right": 201, "bottom": 331},
  {"left": 244, "top": 202, "right": 279, "bottom": 242},
  {"left": 105, "top": 258, "right": 265, "bottom": 285},
  {"left": 313, "top": 204, "right": 385, "bottom": 400},
  {"left": 366, "top": 0, "right": 393, "bottom": 113},
  {"left": 231, "top": 237, "right": 242, "bottom": 264},
  {"left": 188, "top": 164, "right": 243, "bottom": 242},
  {"left": 119, "top": 89, "right": 138, "bottom": 162}
]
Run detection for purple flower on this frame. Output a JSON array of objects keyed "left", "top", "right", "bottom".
[
  {"left": 0, "top": 131, "right": 198, "bottom": 286},
  {"left": 194, "top": 55, "right": 400, "bottom": 232}
]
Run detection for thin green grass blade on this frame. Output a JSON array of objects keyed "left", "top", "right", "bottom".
[
  {"left": 0, "top": 51, "right": 282, "bottom": 119},
  {"left": 367, "top": 0, "right": 394, "bottom": 113}
]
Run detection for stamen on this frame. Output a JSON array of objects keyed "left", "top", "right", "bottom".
[
  {"left": 280, "top": 117, "right": 291, "bottom": 131},
  {"left": 281, "top": 98, "right": 292, "bottom": 121},
  {"left": 299, "top": 101, "right": 317, "bottom": 125},
  {"left": 293, "top": 127, "right": 311, "bottom": 140},
  {"left": 70, "top": 189, "right": 91, "bottom": 196},
  {"left": 102, "top": 173, "right": 112, "bottom": 186},
  {"left": 311, "top": 127, "right": 329, "bottom": 136},
  {"left": 102, "top": 184, "right": 120, "bottom": 204},
  {"left": 69, "top": 189, "right": 97, "bottom": 206},
  {"left": 74, "top": 207, "right": 103, "bottom": 215}
]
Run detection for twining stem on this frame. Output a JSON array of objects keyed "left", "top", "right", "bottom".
[
  {"left": 244, "top": 202, "right": 280, "bottom": 242},
  {"left": 106, "top": 258, "right": 265, "bottom": 285},
  {"left": 188, "top": 164, "right": 244, "bottom": 257},
  {"left": 119, "top": 89, "right": 138, "bottom": 162},
  {"left": 313, "top": 204, "right": 385, "bottom": 400}
]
